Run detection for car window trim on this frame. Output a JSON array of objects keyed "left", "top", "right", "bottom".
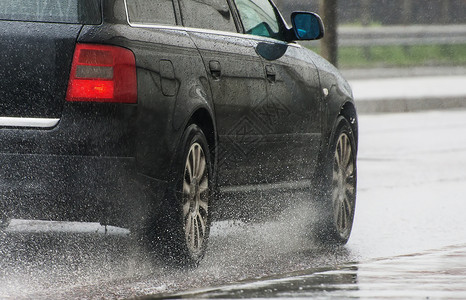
[
  {"left": 123, "top": 0, "right": 296, "bottom": 46},
  {"left": 225, "top": 0, "right": 243, "bottom": 33},
  {"left": 184, "top": 26, "right": 254, "bottom": 39},
  {"left": 182, "top": 25, "right": 295, "bottom": 45},
  {"left": 122, "top": 18, "right": 299, "bottom": 49}
]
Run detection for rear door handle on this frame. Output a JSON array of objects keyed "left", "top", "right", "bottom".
[
  {"left": 209, "top": 60, "right": 221, "bottom": 79},
  {"left": 265, "top": 65, "right": 276, "bottom": 82}
]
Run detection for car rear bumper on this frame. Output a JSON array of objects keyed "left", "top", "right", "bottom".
[
  {"left": 0, "top": 102, "right": 168, "bottom": 229},
  {"left": 0, "top": 152, "right": 167, "bottom": 229}
]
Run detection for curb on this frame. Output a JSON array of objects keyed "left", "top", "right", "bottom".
[
  {"left": 348, "top": 75, "right": 466, "bottom": 114},
  {"left": 356, "top": 96, "right": 466, "bottom": 114}
]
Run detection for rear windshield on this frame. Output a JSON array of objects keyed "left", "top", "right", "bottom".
[{"left": 0, "top": 0, "right": 101, "bottom": 24}]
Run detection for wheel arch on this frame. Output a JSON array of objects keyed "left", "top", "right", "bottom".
[
  {"left": 325, "top": 99, "right": 358, "bottom": 154},
  {"left": 314, "top": 99, "right": 358, "bottom": 188},
  {"left": 339, "top": 101, "right": 359, "bottom": 149},
  {"left": 185, "top": 108, "right": 217, "bottom": 168}
]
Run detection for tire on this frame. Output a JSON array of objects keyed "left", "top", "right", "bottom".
[
  {"left": 316, "top": 116, "right": 357, "bottom": 245},
  {"left": 148, "top": 124, "right": 213, "bottom": 266}
]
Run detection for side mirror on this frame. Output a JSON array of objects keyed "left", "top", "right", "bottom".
[{"left": 291, "top": 12, "right": 324, "bottom": 40}]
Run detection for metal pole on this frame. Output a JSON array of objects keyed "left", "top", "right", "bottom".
[{"left": 319, "top": 0, "right": 339, "bottom": 66}]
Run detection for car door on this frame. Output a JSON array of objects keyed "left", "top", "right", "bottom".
[
  {"left": 179, "top": 0, "right": 270, "bottom": 186},
  {"left": 232, "top": 0, "right": 324, "bottom": 182},
  {"left": 64, "top": 0, "right": 211, "bottom": 225}
]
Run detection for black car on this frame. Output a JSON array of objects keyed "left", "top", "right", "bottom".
[{"left": 0, "top": 0, "right": 358, "bottom": 265}]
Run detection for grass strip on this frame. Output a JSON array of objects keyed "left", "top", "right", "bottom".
[{"left": 307, "top": 44, "right": 466, "bottom": 68}]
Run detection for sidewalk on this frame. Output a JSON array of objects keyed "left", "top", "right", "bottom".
[{"left": 345, "top": 69, "right": 466, "bottom": 114}]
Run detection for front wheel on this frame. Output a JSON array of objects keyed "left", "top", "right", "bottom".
[{"left": 316, "top": 116, "right": 357, "bottom": 245}]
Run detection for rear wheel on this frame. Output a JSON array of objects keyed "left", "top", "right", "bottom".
[
  {"left": 181, "top": 132, "right": 211, "bottom": 262},
  {"left": 149, "top": 124, "right": 212, "bottom": 266},
  {"left": 316, "top": 116, "right": 357, "bottom": 244}
]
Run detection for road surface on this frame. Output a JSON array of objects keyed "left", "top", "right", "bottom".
[{"left": 1, "top": 109, "right": 466, "bottom": 299}]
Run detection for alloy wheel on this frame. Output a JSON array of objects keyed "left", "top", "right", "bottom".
[
  {"left": 332, "top": 132, "right": 356, "bottom": 239},
  {"left": 182, "top": 142, "right": 209, "bottom": 256}
]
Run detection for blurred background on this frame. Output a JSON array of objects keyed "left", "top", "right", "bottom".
[{"left": 275, "top": 0, "right": 466, "bottom": 72}]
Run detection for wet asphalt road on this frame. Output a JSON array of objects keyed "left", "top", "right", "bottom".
[{"left": 1, "top": 109, "right": 466, "bottom": 299}]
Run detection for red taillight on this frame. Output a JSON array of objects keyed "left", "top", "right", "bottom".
[{"left": 66, "top": 43, "right": 137, "bottom": 103}]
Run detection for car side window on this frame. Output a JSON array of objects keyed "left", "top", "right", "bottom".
[
  {"left": 0, "top": 0, "right": 101, "bottom": 24},
  {"left": 179, "top": 0, "right": 237, "bottom": 32},
  {"left": 126, "top": 0, "right": 176, "bottom": 26},
  {"left": 233, "top": 0, "right": 284, "bottom": 40}
]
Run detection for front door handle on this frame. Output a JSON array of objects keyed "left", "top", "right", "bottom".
[{"left": 209, "top": 60, "right": 221, "bottom": 79}]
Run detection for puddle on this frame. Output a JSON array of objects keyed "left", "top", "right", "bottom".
[{"left": 152, "top": 244, "right": 466, "bottom": 299}]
